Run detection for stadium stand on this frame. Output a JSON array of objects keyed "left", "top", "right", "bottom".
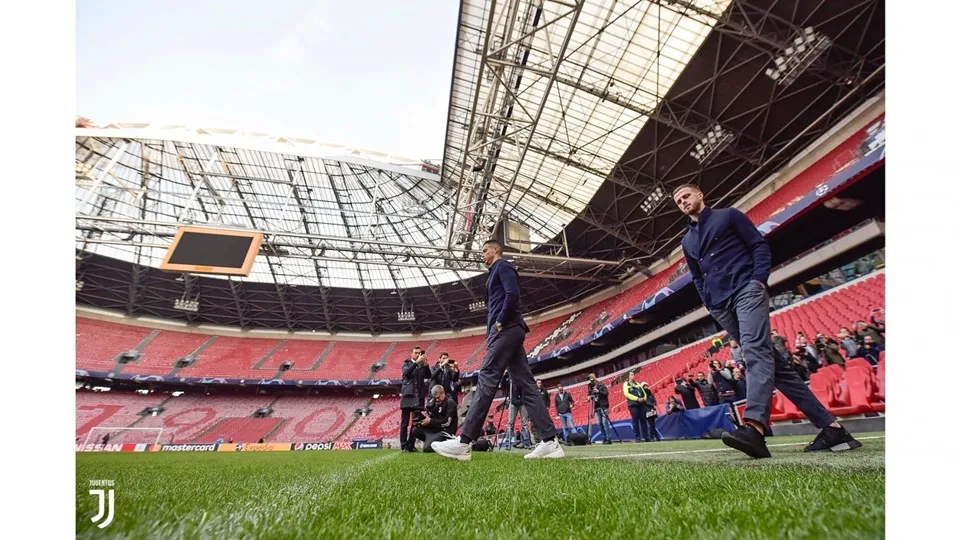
[
  {"left": 193, "top": 417, "right": 284, "bottom": 444},
  {"left": 260, "top": 339, "right": 332, "bottom": 374},
  {"left": 335, "top": 396, "right": 402, "bottom": 447},
  {"left": 76, "top": 391, "right": 166, "bottom": 440},
  {"left": 76, "top": 317, "right": 153, "bottom": 372},
  {"left": 175, "top": 336, "right": 280, "bottom": 379},
  {"left": 317, "top": 341, "right": 393, "bottom": 380},
  {"left": 123, "top": 329, "right": 210, "bottom": 375},
  {"left": 268, "top": 395, "right": 371, "bottom": 442},
  {"left": 132, "top": 394, "right": 275, "bottom": 442}
]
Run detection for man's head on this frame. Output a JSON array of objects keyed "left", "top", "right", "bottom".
[
  {"left": 696, "top": 372, "right": 705, "bottom": 381},
  {"left": 588, "top": 373, "right": 597, "bottom": 382},
  {"left": 839, "top": 327, "right": 852, "bottom": 338},
  {"left": 672, "top": 184, "right": 706, "bottom": 218},
  {"left": 864, "top": 335, "right": 875, "bottom": 346},
  {"left": 482, "top": 239, "right": 504, "bottom": 266},
  {"left": 411, "top": 346, "right": 422, "bottom": 360},
  {"left": 440, "top": 352, "right": 450, "bottom": 363},
  {"left": 733, "top": 368, "right": 743, "bottom": 378},
  {"left": 730, "top": 339, "right": 739, "bottom": 349},
  {"left": 855, "top": 321, "right": 867, "bottom": 330},
  {"left": 557, "top": 384, "right": 564, "bottom": 392},
  {"left": 629, "top": 370, "right": 637, "bottom": 382},
  {"left": 536, "top": 379, "right": 543, "bottom": 389},
  {"left": 431, "top": 384, "right": 446, "bottom": 402},
  {"left": 771, "top": 329, "right": 779, "bottom": 338}
]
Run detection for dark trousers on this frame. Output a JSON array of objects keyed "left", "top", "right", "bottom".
[
  {"left": 646, "top": 415, "right": 660, "bottom": 441},
  {"left": 460, "top": 325, "right": 559, "bottom": 442},
  {"left": 708, "top": 280, "right": 836, "bottom": 428},
  {"left": 628, "top": 405, "right": 648, "bottom": 441},
  {"left": 399, "top": 408, "right": 416, "bottom": 451}
]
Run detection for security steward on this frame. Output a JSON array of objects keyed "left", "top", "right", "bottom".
[{"left": 623, "top": 370, "right": 651, "bottom": 442}]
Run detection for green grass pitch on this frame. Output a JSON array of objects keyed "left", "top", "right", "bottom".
[{"left": 76, "top": 433, "right": 884, "bottom": 539}]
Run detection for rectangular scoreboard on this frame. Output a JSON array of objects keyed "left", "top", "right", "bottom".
[{"left": 159, "top": 226, "right": 263, "bottom": 276}]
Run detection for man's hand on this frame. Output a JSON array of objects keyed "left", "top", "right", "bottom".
[
  {"left": 421, "top": 417, "right": 431, "bottom": 426},
  {"left": 496, "top": 322, "right": 503, "bottom": 332}
]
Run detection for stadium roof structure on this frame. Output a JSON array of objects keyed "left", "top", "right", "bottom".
[{"left": 76, "top": 0, "right": 884, "bottom": 334}]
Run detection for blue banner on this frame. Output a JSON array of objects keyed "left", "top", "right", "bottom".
[{"left": 587, "top": 404, "right": 736, "bottom": 442}]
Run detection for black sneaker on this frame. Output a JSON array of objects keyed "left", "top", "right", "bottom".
[
  {"left": 804, "top": 426, "right": 864, "bottom": 453},
  {"left": 721, "top": 425, "right": 772, "bottom": 458}
]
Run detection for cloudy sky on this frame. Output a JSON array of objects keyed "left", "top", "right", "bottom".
[{"left": 77, "top": 0, "right": 459, "bottom": 160}]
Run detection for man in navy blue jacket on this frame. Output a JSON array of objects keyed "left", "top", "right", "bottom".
[
  {"left": 433, "top": 239, "right": 563, "bottom": 461},
  {"left": 674, "top": 184, "right": 861, "bottom": 457}
]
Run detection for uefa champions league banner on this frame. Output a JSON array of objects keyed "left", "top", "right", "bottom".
[
  {"left": 528, "top": 116, "right": 886, "bottom": 365},
  {"left": 75, "top": 369, "right": 402, "bottom": 387}
]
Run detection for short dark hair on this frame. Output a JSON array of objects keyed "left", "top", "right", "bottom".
[
  {"left": 440, "top": 352, "right": 449, "bottom": 357},
  {"left": 672, "top": 183, "right": 702, "bottom": 198},
  {"left": 412, "top": 345, "right": 422, "bottom": 352},
  {"left": 483, "top": 238, "right": 503, "bottom": 252},
  {"left": 697, "top": 371, "right": 705, "bottom": 376}
]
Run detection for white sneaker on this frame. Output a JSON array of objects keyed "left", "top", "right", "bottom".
[
  {"left": 432, "top": 438, "right": 472, "bottom": 461},
  {"left": 523, "top": 439, "right": 565, "bottom": 459}
]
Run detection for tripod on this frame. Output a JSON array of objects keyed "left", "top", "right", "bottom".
[
  {"left": 590, "top": 395, "right": 624, "bottom": 444},
  {"left": 491, "top": 371, "right": 511, "bottom": 450}
]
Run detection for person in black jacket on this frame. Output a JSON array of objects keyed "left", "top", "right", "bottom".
[
  {"left": 675, "top": 377, "right": 700, "bottom": 410},
  {"left": 640, "top": 382, "right": 661, "bottom": 442},
  {"left": 435, "top": 352, "right": 461, "bottom": 404},
  {"left": 537, "top": 379, "right": 551, "bottom": 409},
  {"left": 587, "top": 373, "right": 612, "bottom": 444},
  {"left": 711, "top": 360, "right": 738, "bottom": 404},
  {"left": 554, "top": 384, "right": 576, "bottom": 442},
  {"left": 399, "top": 346, "right": 431, "bottom": 452},
  {"left": 411, "top": 385, "right": 459, "bottom": 452},
  {"left": 693, "top": 371, "right": 719, "bottom": 406},
  {"left": 733, "top": 368, "right": 747, "bottom": 401}
]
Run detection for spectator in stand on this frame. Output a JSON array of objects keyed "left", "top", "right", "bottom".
[
  {"left": 711, "top": 360, "right": 738, "bottom": 404},
  {"left": 733, "top": 368, "right": 747, "bottom": 401},
  {"left": 838, "top": 327, "right": 859, "bottom": 358},
  {"left": 554, "top": 384, "right": 576, "bottom": 443},
  {"left": 693, "top": 371, "right": 719, "bottom": 406},
  {"left": 675, "top": 376, "right": 700, "bottom": 410},
  {"left": 815, "top": 333, "right": 845, "bottom": 367},
  {"left": 870, "top": 308, "right": 885, "bottom": 332},
  {"left": 790, "top": 351, "right": 812, "bottom": 381},
  {"left": 640, "top": 382, "right": 661, "bottom": 442},
  {"left": 771, "top": 330, "right": 791, "bottom": 362},
  {"left": 794, "top": 342, "right": 821, "bottom": 375},
  {"left": 855, "top": 320, "right": 885, "bottom": 347},
  {"left": 730, "top": 339, "right": 745, "bottom": 369},
  {"left": 853, "top": 335, "right": 885, "bottom": 365},
  {"left": 665, "top": 395, "right": 684, "bottom": 414}
]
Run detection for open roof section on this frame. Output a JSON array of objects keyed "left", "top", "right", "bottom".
[{"left": 441, "top": 0, "right": 731, "bottom": 253}]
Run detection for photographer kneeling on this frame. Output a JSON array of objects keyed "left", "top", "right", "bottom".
[{"left": 411, "top": 385, "right": 459, "bottom": 453}]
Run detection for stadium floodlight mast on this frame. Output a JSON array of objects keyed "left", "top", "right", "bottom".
[
  {"left": 639, "top": 186, "right": 666, "bottom": 214},
  {"left": 765, "top": 27, "right": 832, "bottom": 88},
  {"left": 173, "top": 295, "right": 200, "bottom": 313},
  {"left": 397, "top": 310, "right": 416, "bottom": 322},
  {"left": 689, "top": 124, "right": 735, "bottom": 165}
]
